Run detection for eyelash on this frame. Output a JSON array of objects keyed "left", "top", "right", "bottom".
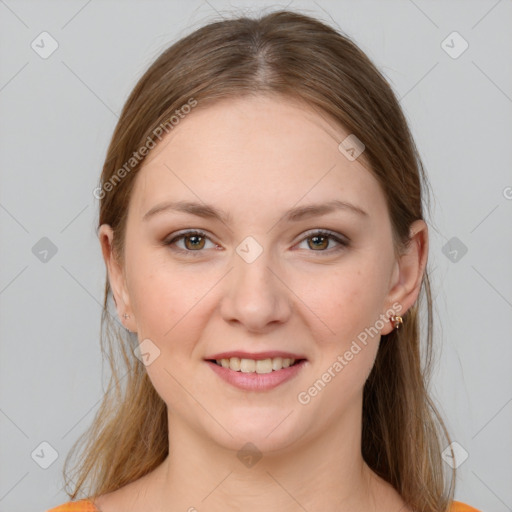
[{"left": 164, "top": 229, "right": 349, "bottom": 257}]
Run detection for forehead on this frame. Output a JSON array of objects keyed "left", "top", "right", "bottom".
[{"left": 129, "top": 95, "right": 386, "bottom": 222}]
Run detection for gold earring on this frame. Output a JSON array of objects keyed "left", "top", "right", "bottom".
[
  {"left": 123, "top": 313, "right": 130, "bottom": 319},
  {"left": 391, "top": 315, "right": 403, "bottom": 329}
]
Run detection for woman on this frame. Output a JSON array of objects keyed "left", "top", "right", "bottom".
[{"left": 47, "top": 9, "right": 481, "bottom": 512}]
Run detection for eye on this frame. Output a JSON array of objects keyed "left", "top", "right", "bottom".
[
  {"left": 296, "top": 229, "right": 349, "bottom": 253},
  {"left": 164, "top": 229, "right": 349, "bottom": 256},
  {"left": 164, "top": 230, "right": 218, "bottom": 255}
]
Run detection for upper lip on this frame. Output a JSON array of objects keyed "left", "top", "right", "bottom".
[{"left": 205, "top": 351, "right": 307, "bottom": 361}]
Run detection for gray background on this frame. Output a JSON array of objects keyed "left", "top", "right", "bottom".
[{"left": 0, "top": 0, "right": 511, "bottom": 511}]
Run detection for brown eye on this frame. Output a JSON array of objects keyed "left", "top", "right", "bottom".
[
  {"left": 183, "top": 234, "right": 206, "bottom": 250},
  {"left": 297, "top": 230, "right": 349, "bottom": 253},
  {"left": 165, "top": 230, "right": 216, "bottom": 255},
  {"left": 307, "top": 234, "right": 329, "bottom": 250}
]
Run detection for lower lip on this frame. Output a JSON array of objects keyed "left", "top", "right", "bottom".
[{"left": 205, "top": 360, "right": 307, "bottom": 391}]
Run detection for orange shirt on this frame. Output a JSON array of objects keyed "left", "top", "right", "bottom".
[
  {"left": 46, "top": 498, "right": 482, "bottom": 511},
  {"left": 451, "top": 502, "right": 482, "bottom": 512},
  {"left": 46, "top": 500, "right": 98, "bottom": 511}
]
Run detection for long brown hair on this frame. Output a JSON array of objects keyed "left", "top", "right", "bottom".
[{"left": 63, "top": 10, "right": 456, "bottom": 511}]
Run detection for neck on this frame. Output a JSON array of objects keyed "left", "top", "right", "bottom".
[{"left": 140, "top": 397, "right": 395, "bottom": 512}]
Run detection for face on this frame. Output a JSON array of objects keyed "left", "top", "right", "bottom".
[{"left": 99, "top": 95, "right": 426, "bottom": 454}]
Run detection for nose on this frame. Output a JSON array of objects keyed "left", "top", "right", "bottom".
[{"left": 219, "top": 247, "right": 292, "bottom": 333}]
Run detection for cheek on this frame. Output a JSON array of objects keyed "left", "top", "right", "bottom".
[
  {"left": 296, "top": 255, "right": 391, "bottom": 345},
  {"left": 295, "top": 263, "right": 388, "bottom": 412},
  {"left": 126, "top": 259, "right": 212, "bottom": 404},
  {"left": 126, "top": 248, "right": 208, "bottom": 344}
]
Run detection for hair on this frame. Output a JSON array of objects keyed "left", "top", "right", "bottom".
[{"left": 63, "top": 9, "right": 456, "bottom": 511}]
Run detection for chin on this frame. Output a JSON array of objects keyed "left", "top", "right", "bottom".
[{"left": 204, "top": 412, "right": 305, "bottom": 454}]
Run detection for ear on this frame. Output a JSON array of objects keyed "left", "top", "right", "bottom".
[
  {"left": 380, "top": 219, "right": 428, "bottom": 335},
  {"left": 98, "top": 224, "right": 135, "bottom": 332}
]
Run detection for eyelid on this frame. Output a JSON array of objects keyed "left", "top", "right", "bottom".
[
  {"left": 165, "top": 229, "right": 215, "bottom": 244},
  {"left": 297, "top": 228, "right": 350, "bottom": 245}
]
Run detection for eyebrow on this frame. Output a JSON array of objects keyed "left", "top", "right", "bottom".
[{"left": 142, "top": 199, "right": 368, "bottom": 223}]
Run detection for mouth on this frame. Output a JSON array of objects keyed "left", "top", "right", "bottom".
[
  {"left": 206, "top": 356, "right": 306, "bottom": 373},
  {"left": 204, "top": 351, "right": 307, "bottom": 373},
  {"left": 204, "top": 352, "right": 308, "bottom": 391}
]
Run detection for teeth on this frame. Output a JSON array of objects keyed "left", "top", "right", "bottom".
[
  {"left": 217, "top": 357, "right": 297, "bottom": 372},
  {"left": 240, "top": 358, "right": 256, "bottom": 373},
  {"left": 228, "top": 357, "right": 240, "bottom": 371},
  {"left": 272, "top": 357, "right": 283, "bottom": 370}
]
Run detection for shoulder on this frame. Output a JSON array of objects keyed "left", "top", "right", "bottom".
[
  {"left": 450, "top": 500, "right": 482, "bottom": 512},
  {"left": 46, "top": 498, "right": 100, "bottom": 512}
]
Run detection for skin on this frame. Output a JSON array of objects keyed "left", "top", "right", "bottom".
[{"left": 97, "top": 94, "right": 427, "bottom": 512}]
